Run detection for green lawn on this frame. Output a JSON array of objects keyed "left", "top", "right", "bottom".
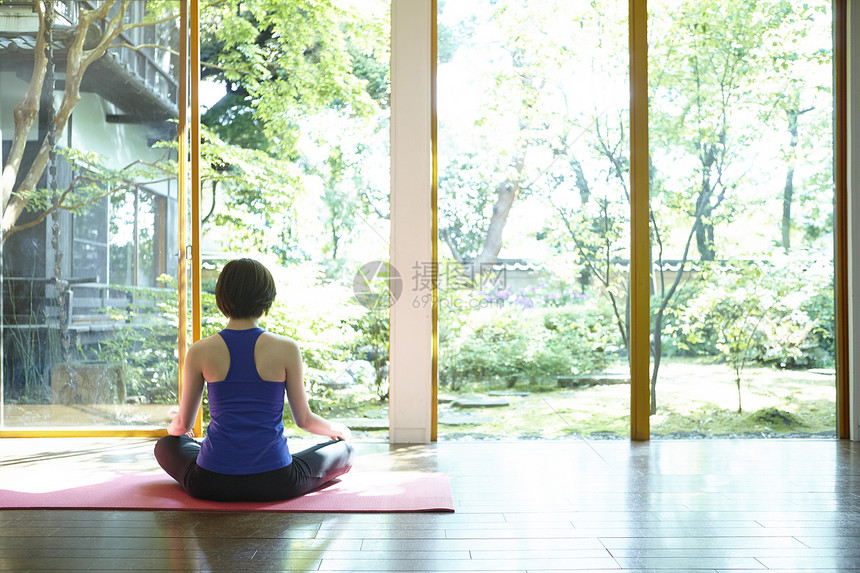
[{"left": 292, "top": 359, "right": 836, "bottom": 441}]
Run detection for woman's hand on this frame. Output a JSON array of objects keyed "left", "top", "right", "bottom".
[
  {"left": 167, "top": 406, "right": 195, "bottom": 438},
  {"left": 167, "top": 416, "right": 186, "bottom": 437},
  {"left": 329, "top": 422, "right": 352, "bottom": 441}
]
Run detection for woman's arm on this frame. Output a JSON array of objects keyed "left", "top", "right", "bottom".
[
  {"left": 284, "top": 340, "right": 351, "bottom": 440},
  {"left": 167, "top": 343, "right": 206, "bottom": 436}
]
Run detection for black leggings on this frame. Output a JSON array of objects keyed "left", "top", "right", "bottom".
[{"left": 154, "top": 435, "right": 354, "bottom": 502}]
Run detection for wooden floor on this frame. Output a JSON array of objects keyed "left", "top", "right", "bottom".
[{"left": 1, "top": 437, "right": 859, "bottom": 572}]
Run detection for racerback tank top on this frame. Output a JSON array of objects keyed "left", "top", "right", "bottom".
[{"left": 196, "top": 327, "right": 292, "bottom": 474}]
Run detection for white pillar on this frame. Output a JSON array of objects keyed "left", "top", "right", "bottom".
[
  {"left": 389, "top": 0, "right": 433, "bottom": 443},
  {"left": 848, "top": 0, "right": 860, "bottom": 441}
]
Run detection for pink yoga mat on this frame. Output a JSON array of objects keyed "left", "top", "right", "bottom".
[{"left": 0, "top": 471, "right": 454, "bottom": 513}]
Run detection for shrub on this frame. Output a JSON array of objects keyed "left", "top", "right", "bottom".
[
  {"left": 671, "top": 256, "right": 835, "bottom": 371},
  {"left": 440, "top": 300, "right": 616, "bottom": 390}
]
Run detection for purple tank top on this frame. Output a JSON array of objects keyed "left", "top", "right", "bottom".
[{"left": 196, "top": 327, "right": 292, "bottom": 474}]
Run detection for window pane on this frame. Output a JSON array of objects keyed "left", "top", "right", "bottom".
[
  {"left": 109, "top": 192, "right": 135, "bottom": 285},
  {"left": 437, "top": 0, "right": 630, "bottom": 440},
  {"left": 73, "top": 196, "right": 109, "bottom": 282},
  {"left": 0, "top": 2, "right": 182, "bottom": 429},
  {"left": 647, "top": 0, "right": 836, "bottom": 438},
  {"left": 198, "top": 0, "right": 391, "bottom": 440},
  {"left": 136, "top": 191, "right": 156, "bottom": 288}
]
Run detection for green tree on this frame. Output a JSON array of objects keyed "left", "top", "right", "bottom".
[
  {"left": 1, "top": 1, "right": 178, "bottom": 243},
  {"left": 755, "top": 2, "right": 833, "bottom": 252},
  {"left": 197, "top": 0, "right": 390, "bottom": 269},
  {"left": 438, "top": 0, "right": 620, "bottom": 268},
  {"left": 643, "top": 0, "right": 821, "bottom": 414},
  {"left": 542, "top": 0, "right": 831, "bottom": 416},
  {"left": 671, "top": 257, "right": 833, "bottom": 413}
]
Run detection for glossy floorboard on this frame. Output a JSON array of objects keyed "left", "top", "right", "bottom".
[{"left": 1, "top": 438, "right": 859, "bottom": 572}]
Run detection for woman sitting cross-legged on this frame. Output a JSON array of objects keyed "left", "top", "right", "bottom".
[{"left": 155, "top": 258, "right": 354, "bottom": 502}]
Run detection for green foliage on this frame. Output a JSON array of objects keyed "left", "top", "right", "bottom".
[
  {"left": 437, "top": 0, "right": 628, "bottom": 264},
  {"left": 650, "top": 403, "right": 833, "bottom": 438},
  {"left": 197, "top": 1, "right": 390, "bottom": 271},
  {"left": 92, "top": 275, "right": 181, "bottom": 405},
  {"left": 440, "top": 301, "right": 615, "bottom": 390},
  {"left": 648, "top": 0, "right": 831, "bottom": 255},
  {"left": 200, "top": 127, "right": 307, "bottom": 263},
  {"left": 437, "top": 156, "right": 498, "bottom": 261},
  {"left": 24, "top": 147, "right": 175, "bottom": 219},
  {"left": 671, "top": 257, "right": 834, "bottom": 371},
  {"left": 251, "top": 261, "right": 361, "bottom": 386},
  {"left": 350, "top": 307, "right": 389, "bottom": 401},
  {"left": 668, "top": 256, "right": 834, "bottom": 411},
  {"left": 200, "top": 0, "right": 386, "bottom": 150}
]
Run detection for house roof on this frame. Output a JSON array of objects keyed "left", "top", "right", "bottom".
[{"left": 0, "top": 25, "right": 178, "bottom": 123}]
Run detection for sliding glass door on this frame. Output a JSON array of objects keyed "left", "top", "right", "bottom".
[
  {"left": 0, "top": 2, "right": 185, "bottom": 433},
  {"left": 436, "top": 0, "right": 631, "bottom": 440},
  {"left": 195, "top": 0, "right": 392, "bottom": 440},
  {"left": 434, "top": 0, "right": 840, "bottom": 440},
  {"left": 0, "top": 0, "right": 843, "bottom": 440},
  {"left": 647, "top": 0, "right": 836, "bottom": 438}
]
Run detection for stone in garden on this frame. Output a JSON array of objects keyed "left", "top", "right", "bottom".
[
  {"left": 558, "top": 373, "right": 629, "bottom": 388},
  {"left": 452, "top": 396, "right": 509, "bottom": 408},
  {"left": 808, "top": 368, "right": 836, "bottom": 376},
  {"left": 318, "top": 377, "right": 351, "bottom": 388},
  {"left": 578, "top": 373, "right": 629, "bottom": 385}
]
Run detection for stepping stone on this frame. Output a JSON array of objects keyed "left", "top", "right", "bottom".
[
  {"left": 488, "top": 390, "right": 530, "bottom": 397},
  {"left": 452, "top": 396, "right": 509, "bottom": 408},
  {"left": 558, "top": 373, "right": 629, "bottom": 388},
  {"left": 318, "top": 377, "right": 352, "bottom": 388},
  {"left": 578, "top": 373, "right": 629, "bottom": 385}
]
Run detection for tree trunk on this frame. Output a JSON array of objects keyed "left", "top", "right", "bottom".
[
  {"left": 781, "top": 106, "right": 811, "bottom": 253},
  {"left": 696, "top": 221, "right": 716, "bottom": 261},
  {"left": 2, "top": 1, "right": 127, "bottom": 243},
  {"left": 694, "top": 143, "right": 718, "bottom": 261},
  {"left": 649, "top": 210, "right": 708, "bottom": 415},
  {"left": 736, "top": 376, "right": 743, "bottom": 413},
  {"left": 781, "top": 166, "right": 794, "bottom": 252},
  {"left": 1, "top": 2, "right": 49, "bottom": 218},
  {"left": 471, "top": 146, "right": 527, "bottom": 268},
  {"left": 650, "top": 311, "right": 663, "bottom": 416}
]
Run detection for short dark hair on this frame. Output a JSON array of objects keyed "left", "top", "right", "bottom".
[{"left": 215, "top": 258, "right": 277, "bottom": 319}]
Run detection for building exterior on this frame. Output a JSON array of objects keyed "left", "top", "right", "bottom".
[{"left": 0, "top": 1, "right": 180, "bottom": 417}]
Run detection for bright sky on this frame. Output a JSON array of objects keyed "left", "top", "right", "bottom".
[{"left": 199, "top": 80, "right": 225, "bottom": 110}]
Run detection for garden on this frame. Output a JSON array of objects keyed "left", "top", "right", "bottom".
[{"left": 0, "top": 0, "right": 838, "bottom": 439}]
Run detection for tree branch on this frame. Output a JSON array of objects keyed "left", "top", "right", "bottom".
[
  {"left": 438, "top": 228, "right": 465, "bottom": 264},
  {"left": 202, "top": 181, "right": 217, "bottom": 225},
  {"left": 3, "top": 2, "right": 135, "bottom": 240},
  {"left": 2, "top": 1, "right": 49, "bottom": 214},
  {"left": 5, "top": 179, "right": 139, "bottom": 240}
]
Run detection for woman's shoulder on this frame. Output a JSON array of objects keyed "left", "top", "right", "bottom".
[
  {"left": 184, "top": 333, "right": 228, "bottom": 368},
  {"left": 255, "top": 332, "right": 302, "bottom": 375},
  {"left": 188, "top": 332, "right": 229, "bottom": 353},
  {"left": 258, "top": 331, "right": 302, "bottom": 364},
  {"left": 196, "top": 332, "right": 227, "bottom": 345},
  {"left": 258, "top": 331, "right": 300, "bottom": 351}
]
